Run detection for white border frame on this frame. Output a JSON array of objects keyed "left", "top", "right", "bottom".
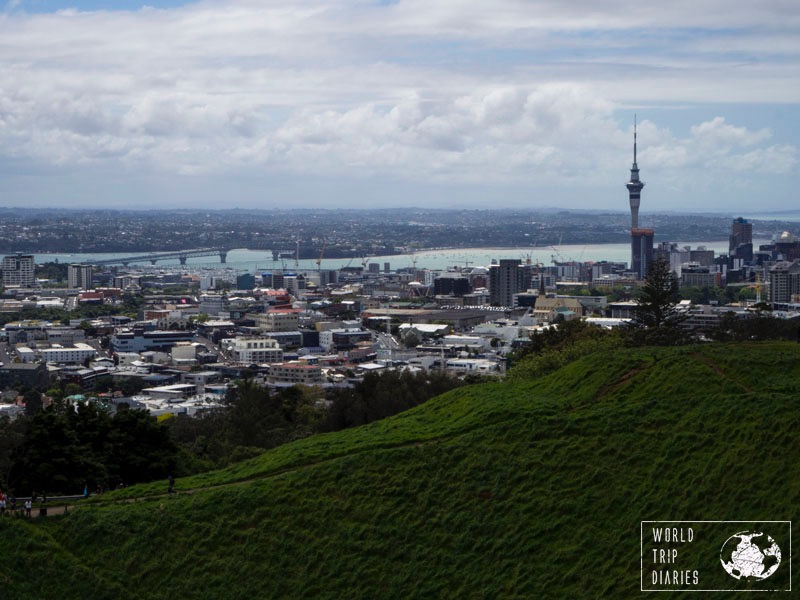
[{"left": 640, "top": 520, "right": 792, "bottom": 593}]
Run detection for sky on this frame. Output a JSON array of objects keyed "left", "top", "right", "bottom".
[{"left": 0, "top": 0, "right": 799, "bottom": 214}]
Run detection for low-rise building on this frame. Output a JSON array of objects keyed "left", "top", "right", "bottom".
[
  {"left": 533, "top": 296, "right": 584, "bottom": 323},
  {"left": 16, "top": 347, "right": 36, "bottom": 363},
  {"left": 0, "top": 363, "right": 48, "bottom": 389},
  {"left": 171, "top": 342, "right": 198, "bottom": 362},
  {"left": 267, "top": 361, "right": 325, "bottom": 385},
  {"left": 256, "top": 310, "right": 300, "bottom": 332},
  {"left": 319, "top": 328, "right": 373, "bottom": 351},
  {"left": 445, "top": 358, "right": 501, "bottom": 375},
  {"left": 110, "top": 328, "right": 194, "bottom": 353},
  {"left": 46, "top": 327, "right": 86, "bottom": 345},
  {"left": 232, "top": 337, "right": 284, "bottom": 364},
  {"left": 41, "top": 343, "right": 97, "bottom": 365}
]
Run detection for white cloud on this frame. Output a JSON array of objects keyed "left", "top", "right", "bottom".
[
  {"left": 691, "top": 117, "right": 771, "bottom": 149},
  {"left": 0, "top": 1, "right": 797, "bottom": 209}
]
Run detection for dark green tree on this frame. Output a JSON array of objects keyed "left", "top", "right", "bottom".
[
  {"left": 623, "top": 258, "right": 692, "bottom": 347},
  {"left": 106, "top": 405, "right": 177, "bottom": 486},
  {"left": 0, "top": 417, "right": 27, "bottom": 491},
  {"left": 23, "top": 389, "right": 43, "bottom": 416},
  {"left": 634, "top": 258, "right": 682, "bottom": 328}
]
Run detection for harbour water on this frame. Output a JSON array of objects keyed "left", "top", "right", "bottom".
[{"left": 32, "top": 240, "right": 756, "bottom": 273}]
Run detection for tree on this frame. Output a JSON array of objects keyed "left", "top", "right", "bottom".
[
  {"left": 400, "top": 330, "right": 421, "bottom": 348},
  {"left": 23, "top": 389, "right": 43, "bottom": 416},
  {"left": 623, "top": 258, "right": 691, "bottom": 347},
  {"left": 633, "top": 258, "right": 682, "bottom": 328},
  {"left": 0, "top": 417, "right": 27, "bottom": 491}
]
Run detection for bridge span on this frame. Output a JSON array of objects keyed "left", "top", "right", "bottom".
[{"left": 86, "top": 248, "right": 229, "bottom": 266}]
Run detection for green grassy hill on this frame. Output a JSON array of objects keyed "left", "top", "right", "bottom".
[{"left": 2, "top": 341, "right": 799, "bottom": 599}]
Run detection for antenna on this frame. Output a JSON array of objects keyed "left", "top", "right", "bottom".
[{"left": 633, "top": 114, "right": 638, "bottom": 164}]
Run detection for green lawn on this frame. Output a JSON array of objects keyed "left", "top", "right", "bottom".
[{"left": 1, "top": 342, "right": 798, "bottom": 599}]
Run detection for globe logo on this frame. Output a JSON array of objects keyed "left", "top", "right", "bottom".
[{"left": 720, "top": 531, "right": 782, "bottom": 581}]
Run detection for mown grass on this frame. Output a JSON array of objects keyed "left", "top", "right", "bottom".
[{"left": 1, "top": 341, "right": 798, "bottom": 599}]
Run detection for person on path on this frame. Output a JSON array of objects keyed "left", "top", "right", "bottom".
[
  {"left": 168, "top": 474, "right": 175, "bottom": 494},
  {"left": 24, "top": 499, "right": 31, "bottom": 517}
]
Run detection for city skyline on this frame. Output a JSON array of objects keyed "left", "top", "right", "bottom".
[{"left": 0, "top": 1, "right": 798, "bottom": 212}]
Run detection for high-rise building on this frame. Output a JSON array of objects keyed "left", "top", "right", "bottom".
[
  {"left": 489, "top": 259, "right": 526, "bottom": 307},
  {"left": 631, "top": 228, "right": 655, "bottom": 279},
  {"left": 626, "top": 118, "right": 645, "bottom": 230},
  {"left": 768, "top": 260, "right": 800, "bottom": 304},
  {"left": 68, "top": 264, "right": 94, "bottom": 290},
  {"left": 2, "top": 254, "right": 35, "bottom": 288},
  {"left": 729, "top": 217, "right": 752, "bottom": 253}
]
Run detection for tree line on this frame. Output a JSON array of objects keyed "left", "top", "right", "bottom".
[
  {"left": 0, "top": 400, "right": 175, "bottom": 496},
  {"left": 0, "top": 369, "right": 467, "bottom": 495}
]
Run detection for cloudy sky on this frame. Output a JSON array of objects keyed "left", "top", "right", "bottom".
[{"left": 1, "top": 0, "right": 798, "bottom": 214}]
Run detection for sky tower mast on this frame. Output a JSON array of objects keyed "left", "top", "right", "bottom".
[{"left": 626, "top": 116, "right": 645, "bottom": 230}]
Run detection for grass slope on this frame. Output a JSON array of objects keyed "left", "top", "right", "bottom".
[{"left": 1, "top": 341, "right": 798, "bottom": 599}]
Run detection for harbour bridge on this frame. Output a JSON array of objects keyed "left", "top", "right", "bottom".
[{"left": 86, "top": 247, "right": 229, "bottom": 266}]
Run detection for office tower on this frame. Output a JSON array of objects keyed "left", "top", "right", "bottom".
[
  {"left": 489, "top": 259, "right": 525, "bottom": 307},
  {"left": 631, "top": 228, "right": 655, "bottom": 280},
  {"left": 729, "top": 217, "right": 753, "bottom": 253},
  {"left": 2, "top": 253, "right": 35, "bottom": 288},
  {"left": 729, "top": 217, "right": 753, "bottom": 262}
]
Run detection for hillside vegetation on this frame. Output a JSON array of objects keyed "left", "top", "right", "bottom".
[{"left": 1, "top": 341, "right": 798, "bottom": 599}]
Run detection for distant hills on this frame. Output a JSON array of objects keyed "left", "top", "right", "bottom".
[
  {"left": 2, "top": 341, "right": 798, "bottom": 598},
  {"left": 1, "top": 207, "right": 798, "bottom": 255}
]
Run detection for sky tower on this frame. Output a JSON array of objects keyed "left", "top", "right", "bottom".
[{"left": 626, "top": 117, "right": 644, "bottom": 229}]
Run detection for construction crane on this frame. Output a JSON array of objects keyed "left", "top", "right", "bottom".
[
  {"left": 756, "top": 271, "right": 762, "bottom": 304},
  {"left": 361, "top": 254, "right": 370, "bottom": 270},
  {"left": 550, "top": 233, "right": 564, "bottom": 264},
  {"left": 748, "top": 271, "right": 763, "bottom": 304},
  {"left": 316, "top": 241, "right": 326, "bottom": 272}
]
